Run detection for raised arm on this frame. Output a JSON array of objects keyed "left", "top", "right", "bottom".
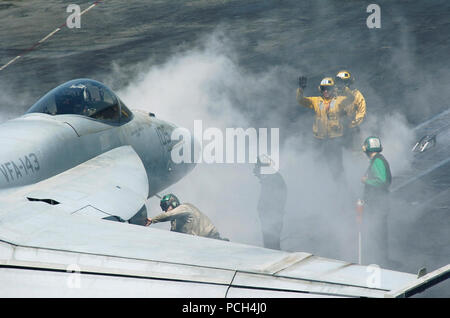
[{"left": 296, "top": 88, "right": 315, "bottom": 109}]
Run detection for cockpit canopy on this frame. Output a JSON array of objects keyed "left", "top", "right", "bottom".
[{"left": 27, "top": 79, "right": 132, "bottom": 123}]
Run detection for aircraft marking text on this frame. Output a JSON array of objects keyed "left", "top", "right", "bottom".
[{"left": 0, "top": 153, "right": 40, "bottom": 182}]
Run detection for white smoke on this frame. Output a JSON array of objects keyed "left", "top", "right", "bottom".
[
  {"left": 115, "top": 30, "right": 418, "bottom": 262},
  {"left": 116, "top": 34, "right": 248, "bottom": 131},
  {"left": 360, "top": 111, "right": 415, "bottom": 176},
  {"left": 117, "top": 32, "right": 266, "bottom": 245}
]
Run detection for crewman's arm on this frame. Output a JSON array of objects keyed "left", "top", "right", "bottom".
[
  {"left": 296, "top": 88, "right": 315, "bottom": 109},
  {"left": 364, "top": 158, "right": 388, "bottom": 187},
  {"left": 339, "top": 87, "right": 356, "bottom": 113},
  {"left": 151, "top": 206, "right": 191, "bottom": 224},
  {"left": 350, "top": 90, "right": 366, "bottom": 128}
]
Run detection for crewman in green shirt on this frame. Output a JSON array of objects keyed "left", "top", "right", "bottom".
[
  {"left": 360, "top": 136, "right": 392, "bottom": 266},
  {"left": 361, "top": 136, "right": 392, "bottom": 199}
]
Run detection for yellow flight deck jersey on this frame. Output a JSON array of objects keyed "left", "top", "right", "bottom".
[
  {"left": 296, "top": 88, "right": 354, "bottom": 139},
  {"left": 343, "top": 87, "right": 366, "bottom": 128}
]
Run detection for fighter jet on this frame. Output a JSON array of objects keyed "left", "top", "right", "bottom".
[{"left": 0, "top": 79, "right": 448, "bottom": 297}]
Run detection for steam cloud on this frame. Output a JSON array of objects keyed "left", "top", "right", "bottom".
[{"left": 115, "top": 30, "right": 418, "bottom": 265}]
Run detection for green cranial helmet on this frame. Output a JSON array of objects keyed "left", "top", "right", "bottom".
[
  {"left": 362, "top": 136, "right": 383, "bottom": 153},
  {"left": 160, "top": 193, "right": 180, "bottom": 211}
]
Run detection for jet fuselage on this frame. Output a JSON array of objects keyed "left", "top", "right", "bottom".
[{"left": 0, "top": 79, "right": 194, "bottom": 198}]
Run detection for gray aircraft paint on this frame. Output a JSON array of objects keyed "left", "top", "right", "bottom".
[{"left": 0, "top": 108, "right": 195, "bottom": 197}]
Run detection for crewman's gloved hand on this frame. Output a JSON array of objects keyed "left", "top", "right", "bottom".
[{"left": 298, "top": 76, "right": 307, "bottom": 89}]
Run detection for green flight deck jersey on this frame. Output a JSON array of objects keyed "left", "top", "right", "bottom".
[{"left": 363, "top": 153, "right": 392, "bottom": 203}]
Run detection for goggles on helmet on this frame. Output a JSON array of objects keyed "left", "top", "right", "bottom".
[{"left": 320, "top": 85, "right": 334, "bottom": 92}]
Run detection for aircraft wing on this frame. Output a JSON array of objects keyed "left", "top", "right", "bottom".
[
  {"left": 1, "top": 206, "right": 448, "bottom": 297},
  {"left": 0, "top": 146, "right": 448, "bottom": 297},
  {"left": 0, "top": 146, "right": 149, "bottom": 222}
]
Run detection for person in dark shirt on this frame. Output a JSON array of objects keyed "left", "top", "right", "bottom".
[{"left": 254, "top": 155, "right": 287, "bottom": 250}]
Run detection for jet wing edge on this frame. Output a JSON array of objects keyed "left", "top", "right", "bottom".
[{"left": 384, "top": 264, "right": 450, "bottom": 298}]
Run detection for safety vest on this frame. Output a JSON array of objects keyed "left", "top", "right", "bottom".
[
  {"left": 344, "top": 88, "right": 366, "bottom": 128},
  {"left": 297, "top": 88, "right": 352, "bottom": 139}
]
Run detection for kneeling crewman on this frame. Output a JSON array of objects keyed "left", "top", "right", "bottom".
[{"left": 146, "top": 194, "right": 228, "bottom": 241}]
